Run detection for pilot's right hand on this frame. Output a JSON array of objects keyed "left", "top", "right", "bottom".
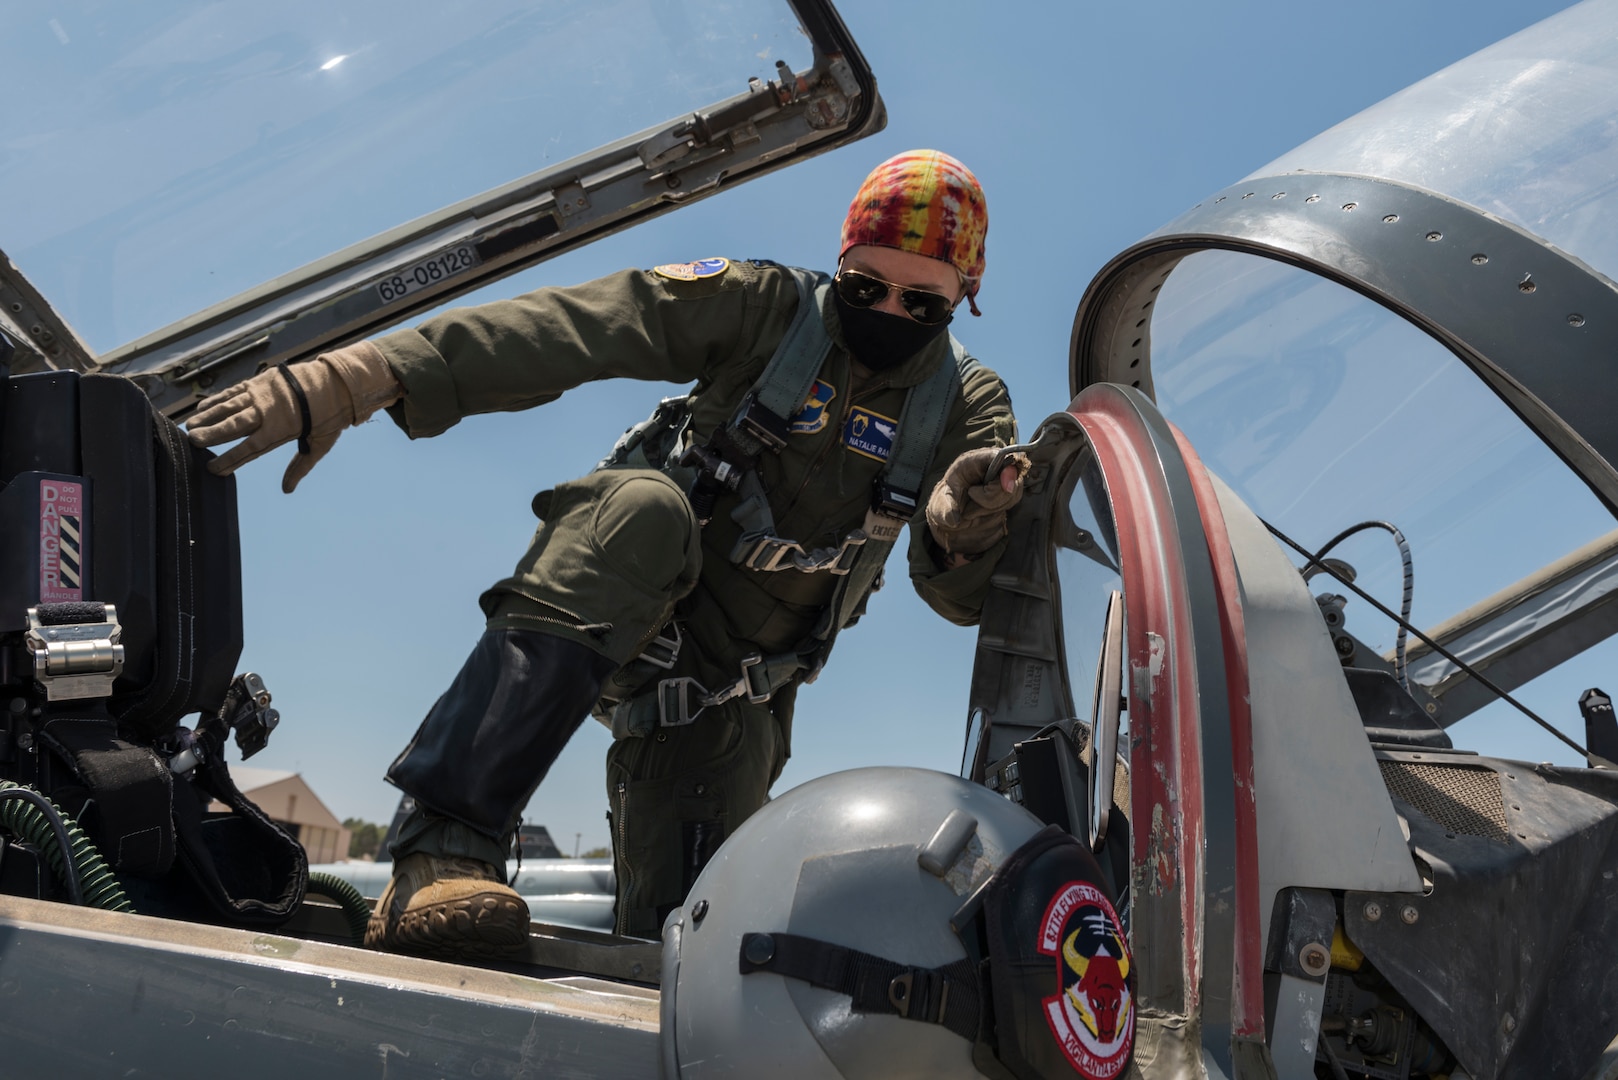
[
  {"left": 925, "top": 445, "right": 1031, "bottom": 561},
  {"left": 186, "top": 341, "right": 403, "bottom": 493}
]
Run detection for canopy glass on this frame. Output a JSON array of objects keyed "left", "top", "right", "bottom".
[
  {"left": 1152, "top": 251, "right": 1613, "bottom": 641},
  {"left": 1253, "top": 0, "right": 1618, "bottom": 287},
  {"left": 1145, "top": 249, "right": 1616, "bottom": 753},
  {"left": 1056, "top": 452, "right": 1123, "bottom": 733},
  {"left": 2, "top": 0, "right": 811, "bottom": 354}
]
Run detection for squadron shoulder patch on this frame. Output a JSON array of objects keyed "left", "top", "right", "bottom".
[
  {"left": 790, "top": 379, "right": 837, "bottom": 434},
  {"left": 842, "top": 405, "right": 898, "bottom": 462},
  {"left": 1039, "top": 881, "right": 1134, "bottom": 1079},
  {"left": 653, "top": 257, "right": 730, "bottom": 281}
]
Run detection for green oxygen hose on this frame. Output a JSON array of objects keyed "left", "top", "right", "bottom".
[
  {"left": 0, "top": 780, "right": 134, "bottom": 912},
  {"left": 305, "top": 871, "right": 373, "bottom": 945}
]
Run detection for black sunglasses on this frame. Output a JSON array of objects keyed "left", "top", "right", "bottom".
[{"left": 833, "top": 269, "right": 957, "bottom": 326}]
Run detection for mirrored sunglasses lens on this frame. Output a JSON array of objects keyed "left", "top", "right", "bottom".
[
  {"left": 901, "top": 290, "right": 953, "bottom": 325},
  {"left": 836, "top": 272, "right": 888, "bottom": 308}
]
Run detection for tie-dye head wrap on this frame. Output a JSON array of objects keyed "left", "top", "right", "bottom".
[{"left": 839, "top": 150, "right": 989, "bottom": 315}]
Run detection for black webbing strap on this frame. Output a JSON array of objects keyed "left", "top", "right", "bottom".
[
  {"left": 37, "top": 716, "right": 176, "bottom": 877},
  {"left": 35, "top": 602, "right": 108, "bottom": 626},
  {"left": 738, "top": 931, "right": 980, "bottom": 1040},
  {"left": 810, "top": 337, "right": 973, "bottom": 646},
  {"left": 723, "top": 268, "right": 834, "bottom": 462},
  {"left": 880, "top": 335, "right": 969, "bottom": 514},
  {"left": 275, "top": 362, "right": 314, "bottom": 456}
]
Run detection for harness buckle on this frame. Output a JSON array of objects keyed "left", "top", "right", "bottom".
[
  {"left": 656, "top": 677, "right": 708, "bottom": 727},
  {"left": 655, "top": 651, "right": 778, "bottom": 727},
  {"left": 832, "top": 533, "right": 866, "bottom": 574},
  {"left": 639, "top": 623, "right": 683, "bottom": 671},
  {"left": 733, "top": 531, "right": 866, "bottom": 575},
  {"left": 735, "top": 532, "right": 801, "bottom": 572},
  {"left": 735, "top": 392, "right": 789, "bottom": 453},
  {"left": 739, "top": 653, "right": 772, "bottom": 705},
  {"left": 872, "top": 480, "right": 920, "bottom": 520},
  {"left": 26, "top": 604, "right": 125, "bottom": 702}
]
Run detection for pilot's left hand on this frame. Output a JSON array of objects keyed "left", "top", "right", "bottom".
[{"left": 926, "top": 446, "right": 1030, "bottom": 564}]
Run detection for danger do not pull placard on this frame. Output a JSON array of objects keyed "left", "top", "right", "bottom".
[{"left": 39, "top": 479, "right": 85, "bottom": 603}]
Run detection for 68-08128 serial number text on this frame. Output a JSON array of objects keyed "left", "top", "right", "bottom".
[{"left": 376, "top": 246, "right": 481, "bottom": 303}]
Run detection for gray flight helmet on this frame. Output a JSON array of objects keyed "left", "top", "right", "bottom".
[{"left": 660, "top": 766, "right": 1046, "bottom": 1078}]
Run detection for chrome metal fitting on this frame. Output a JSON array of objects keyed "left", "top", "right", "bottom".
[{"left": 26, "top": 604, "right": 124, "bottom": 701}]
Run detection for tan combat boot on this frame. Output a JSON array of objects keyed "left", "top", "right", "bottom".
[{"left": 364, "top": 852, "right": 530, "bottom": 960}]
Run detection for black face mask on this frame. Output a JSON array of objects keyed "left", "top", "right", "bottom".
[{"left": 833, "top": 290, "right": 952, "bottom": 371}]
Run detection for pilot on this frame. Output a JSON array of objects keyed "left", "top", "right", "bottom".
[{"left": 188, "top": 149, "right": 1027, "bottom": 958}]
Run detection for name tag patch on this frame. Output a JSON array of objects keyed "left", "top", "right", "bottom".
[
  {"left": 653, "top": 257, "right": 730, "bottom": 281},
  {"left": 790, "top": 379, "right": 837, "bottom": 434},
  {"left": 843, "top": 406, "right": 899, "bottom": 462}
]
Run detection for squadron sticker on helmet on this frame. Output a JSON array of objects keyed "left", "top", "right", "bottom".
[
  {"left": 1038, "top": 881, "right": 1134, "bottom": 1079},
  {"left": 842, "top": 406, "right": 898, "bottom": 461},
  {"left": 790, "top": 379, "right": 837, "bottom": 434},
  {"left": 653, "top": 257, "right": 730, "bottom": 281}
]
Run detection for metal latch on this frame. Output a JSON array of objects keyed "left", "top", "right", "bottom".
[
  {"left": 638, "top": 623, "right": 683, "bottom": 671},
  {"left": 735, "top": 393, "right": 790, "bottom": 453},
  {"left": 26, "top": 603, "right": 125, "bottom": 701},
  {"left": 872, "top": 480, "right": 919, "bottom": 520},
  {"left": 217, "top": 672, "right": 280, "bottom": 760},
  {"left": 732, "top": 529, "right": 866, "bottom": 574}
]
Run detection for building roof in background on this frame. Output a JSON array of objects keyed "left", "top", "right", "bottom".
[
  {"left": 214, "top": 768, "right": 344, "bottom": 832},
  {"left": 228, "top": 767, "right": 296, "bottom": 792}
]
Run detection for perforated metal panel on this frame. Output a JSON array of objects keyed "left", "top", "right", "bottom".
[{"left": 1378, "top": 760, "right": 1509, "bottom": 841}]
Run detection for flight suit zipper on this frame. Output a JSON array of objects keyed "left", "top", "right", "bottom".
[
  {"left": 614, "top": 779, "right": 632, "bottom": 936},
  {"left": 496, "top": 585, "right": 614, "bottom": 641}
]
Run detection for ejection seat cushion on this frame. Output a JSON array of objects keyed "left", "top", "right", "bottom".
[
  {"left": 0, "top": 369, "right": 294, "bottom": 926},
  {"left": 78, "top": 373, "right": 243, "bottom": 738}
]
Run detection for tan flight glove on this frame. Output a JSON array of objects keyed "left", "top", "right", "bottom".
[
  {"left": 926, "top": 446, "right": 1032, "bottom": 559},
  {"left": 186, "top": 341, "right": 403, "bottom": 493}
]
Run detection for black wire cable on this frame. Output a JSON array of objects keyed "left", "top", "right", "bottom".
[
  {"left": 1319, "top": 1033, "right": 1354, "bottom": 1080},
  {"left": 1311, "top": 521, "right": 1414, "bottom": 691},
  {"left": 1267, "top": 520, "right": 1591, "bottom": 759},
  {"left": 0, "top": 788, "right": 84, "bottom": 905}
]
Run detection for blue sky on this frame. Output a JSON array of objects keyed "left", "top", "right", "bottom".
[{"left": 9, "top": 0, "right": 1586, "bottom": 854}]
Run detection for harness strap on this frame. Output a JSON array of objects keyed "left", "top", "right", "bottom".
[
  {"left": 884, "top": 336, "right": 968, "bottom": 513},
  {"left": 651, "top": 649, "right": 820, "bottom": 728},
  {"left": 810, "top": 337, "right": 969, "bottom": 646},
  {"left": 608, "top": 265, "right": 980, "bottom": 721},
  {"left": 738, "top": 931, "right": 981, "bottom": 1041},
  {"left": 723, "top": 269, "right": 835, "bottom": 463}
]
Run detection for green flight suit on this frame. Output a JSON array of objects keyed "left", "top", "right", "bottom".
[{"left": 374, "top": 258, "right": 1016, "bottom": 935}]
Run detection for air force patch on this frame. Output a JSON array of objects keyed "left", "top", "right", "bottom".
[
  {"left": 843, "top": 406, "right": 898, "bottom": 462},
  {"left": 653, "top": 257, "right": 730, "bottom": 281},
  {"left": 790, "top": 379, "right": 837, "bottom": 434}
]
